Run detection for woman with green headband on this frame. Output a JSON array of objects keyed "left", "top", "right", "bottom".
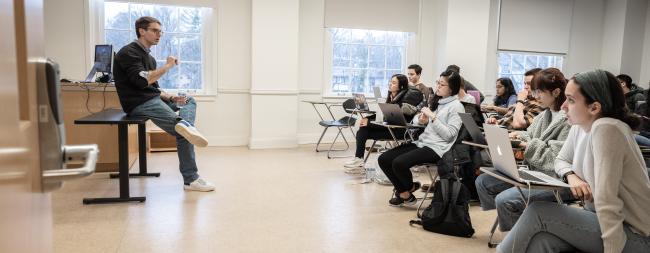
[{"left": 498, "top": 70, "right": 650, "bottom": 253}]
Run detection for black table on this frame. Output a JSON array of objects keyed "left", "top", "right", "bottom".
[{"left": 75, "top": 108, "right": 160, "bottom": 204}]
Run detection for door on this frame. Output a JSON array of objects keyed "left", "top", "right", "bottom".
[
  {"left": 0, "top": 0, "right": 51, "bottom": 252},
  {"left": 1, "top": 1, "right": 98, "bottom": 252}
]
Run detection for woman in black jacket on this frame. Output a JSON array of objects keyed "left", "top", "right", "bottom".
[{"left": 344, "top": 74, "right": 422, "bottom": 171}]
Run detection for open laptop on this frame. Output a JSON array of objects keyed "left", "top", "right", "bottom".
[
  {"left": 459, "top": 113, "right": 487, "bottom": 145},
  {"left": 353, "top": 93, "right": 370, "bottom": 111},
  {"left": 484, "top": 125, "right": 569, "bottom": 187},
  {"left": 378, "top": 103, "right": 417, "bottom": 127}
]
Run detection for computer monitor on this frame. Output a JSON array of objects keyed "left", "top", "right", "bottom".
[
  {"left": 94, "top": 44, "right": 113, "bottom": 73},
  {"left": 84, "top": 44, "right": 113, "bottom": 82}
]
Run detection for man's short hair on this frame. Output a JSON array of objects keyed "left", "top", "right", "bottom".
[
  {"left": 524, "top": 68, "right": 542, "bottom": 77},
  {"left": 446, "top": 64, "right": 460, "bottom": 73},
  {"left": 135, "top": 16, "right": 162, "bottom": 38},
  {"left": 407, "top": 64, "right": 423, "bottom": 75}
]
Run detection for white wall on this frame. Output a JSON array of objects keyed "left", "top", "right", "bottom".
[
  {"left": 565, "top": 0, "right": 606, "bottom": 76},
  {"left": 641, "top": 2, "right": 650, "bottom": 88}
]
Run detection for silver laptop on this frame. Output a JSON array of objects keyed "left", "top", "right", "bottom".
[
  {"left": 353, "top": 93, "right": 369, "bottom": 111},
  {"left": 484, "top": 125, "right": 569, "bottom": 187},
  {"left": 373, "top": 87, "right": 383, "bottom": 99},
  {"left": 378, "top": 103, "right": 414, "bottom": 127},
  {"left": 459, "top": 113, "right": 487, "bottom": 145}
]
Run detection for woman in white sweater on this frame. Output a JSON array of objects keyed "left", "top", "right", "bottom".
[
  {"left": 378, "top": 70, "right": 465, "bottom": 206},
  {"left": 498, "top": 70, "right": 650, "bottom": 253}
]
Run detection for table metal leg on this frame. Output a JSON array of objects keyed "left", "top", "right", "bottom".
[
  {"left": 109, "top": 123, "right": 160, "bottom": 178},
  {"left": 84, "top": 124, "right": 146, "bottom": 204}
]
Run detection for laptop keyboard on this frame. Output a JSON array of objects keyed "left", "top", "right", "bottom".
[{"left": 518, "top": 170, "right": 544, "bottom": 182}]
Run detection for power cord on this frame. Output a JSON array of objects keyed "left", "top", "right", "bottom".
[{"left": 79, "top": 82, "right": 109, "bottom": 114}]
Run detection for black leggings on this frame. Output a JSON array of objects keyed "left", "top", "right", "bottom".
[
  {"left": 355, "top": 124, "right": 405, "bottom": 158},
  {"left": 378, "top": 143, "right": 441, "bottom": 193}
]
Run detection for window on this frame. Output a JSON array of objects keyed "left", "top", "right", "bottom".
[
  {"left": 497, "top": 51, "right": 564, "bottom": 91},
  {"left": 104, "top": 1, "right": 208, "bottom": 91},
  {"left": 328, "top": 28, "right": 409, "bottom": 96}
]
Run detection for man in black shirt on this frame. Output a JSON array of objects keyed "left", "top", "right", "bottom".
[{"left": 113, "top": 16, "right": 214, "bottom": 192}]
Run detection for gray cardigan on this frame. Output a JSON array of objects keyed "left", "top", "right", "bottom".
[
  {"left": 516, "top": 109, "right": 571, "bottom": 174},
  {"left": 414, "top": 95, "right": 465, "bottom": 157}
]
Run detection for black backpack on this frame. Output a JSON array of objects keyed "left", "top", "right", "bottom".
[{"left": 409, "top": 177, "right": 475, "bottom": 238}]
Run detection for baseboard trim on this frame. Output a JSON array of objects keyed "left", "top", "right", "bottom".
[{"left": 248, "top": 136, "right": 299, "bottom": 149}]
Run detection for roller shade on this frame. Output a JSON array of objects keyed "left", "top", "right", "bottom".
[
  {"left": 324, "top": 0, "right": 420, "bottom": 33},
  {"left": 498, "top": 0, "right": 573, "bottom": 54}
]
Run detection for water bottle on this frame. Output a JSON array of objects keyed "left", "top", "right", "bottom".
[{"left": 176, "top": 90, "right": 187, "bottom": 108}]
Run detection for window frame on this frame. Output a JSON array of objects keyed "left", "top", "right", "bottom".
[
  {"left": 89, "top": 0, "right": 216, "bottom": 95},
  {"left": 323, "top": 28, "right": 412, "bottom": 98},
  {"left": 496, "top": 50, "right": 565, "bottom": 91}
]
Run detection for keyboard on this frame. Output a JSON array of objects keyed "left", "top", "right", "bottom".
[{"left": 518, "top": 170, "right": 544, "bottom": 182}]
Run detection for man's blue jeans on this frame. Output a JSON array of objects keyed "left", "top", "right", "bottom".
[{"left": 130, "top": 96, "right": 200, "bottom": 184}]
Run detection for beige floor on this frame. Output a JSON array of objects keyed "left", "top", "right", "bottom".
[{"left": 52, "top": 145, "right": 501, "bottom": 253}]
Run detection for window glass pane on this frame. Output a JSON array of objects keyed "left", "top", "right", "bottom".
[
  {"left": 331, "top": 28, "right": 350, "bottom": 43},
  {"left": 498, "top": 52, "right": 511, "bottom": 74},
  {"left": 350, "top": 44, "right": 368, "bottom": 68},
  {"left": 156, "top": 60, "right": 179, "bottom": 89},
  {"left": 386, "top": 46, "right": 403, "bottom": 69},
  {"left": 332, "top": 68, "right": 349, "bottom": 93},
  {"left": 497, "top": 51, "right": 564, "bottom": 91},
  {"left": 105, "top": 30, "right": 133, "bottom": 52},
  {"left": 367, "top": 30, "right": 386, "bottom": 44},
  {"left": 179, "top": 63, "right": 202, "bottom": 90},
  {"left": 178, "top": 7, "right": 202, "bottom": 33},
  {"left": 329, "top": 28, "right": 408, "bottom": 96},
  {"left": 368, "top": 70, "right": 386, "bottom": 88},
  {"left": 180, "top": 35, "right": 201, "bottom": 62},
  {"left": 524, "top": 55, "right": 538, "bottom": 70},
  {"left": 130, "top": 4, "right": 154, "bottom": 24},
  {"left": 349, "top": 29, "right": 367, "bottom": 44},
  {"left": 386, "top": 32, "right": 406, "bottom": 45},
  {"left": 153, "top": 34, "right": 180, "bottom": 61},
  {"left": 511, "top": 54, "right": 524, "bottom": 74},
  {"left": 368, "top": 46, "right": 385, "bottom": 69},
  {"left": 154, "top": 5, "right": 179, "bottom": 33},
  {"left": 333, "top": 44, "right": 350, "bottom": 67},
  {"left": 105, "top": 2, "right": 130, "bottom": 29},
  {"left": 349, "top": 69, "right": 367, "bottom": 93}
]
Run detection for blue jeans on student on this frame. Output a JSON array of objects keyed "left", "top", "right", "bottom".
[
  {"left": 129, "top": 96, "right": 200, "bottom": 184},
  {"left": 498, "top": 201, "right": 650, "bottom": 253},
  {"left": 475, "top": 173, "right": 573, "bottom": 231}
]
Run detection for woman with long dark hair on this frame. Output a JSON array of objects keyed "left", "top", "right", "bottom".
[
  {"left": 343, "top": 74, "right": 421, "bottom": 170},
  {"left": 497, "top": 70, "right": 650, "bottom": 253},
  {"left": 482, "top": 77, "right": 517, "bottom": 115}
]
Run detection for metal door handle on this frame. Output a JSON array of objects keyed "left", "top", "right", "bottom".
[{"left": 43, "top": 144, "right": 98, "bottom": 182}]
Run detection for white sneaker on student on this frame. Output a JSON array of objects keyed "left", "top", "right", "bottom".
[
  {"left": 183, "top": 178, "right": 215, "bottom": 192},
  {"left": 343, "top": 157, "right": 364, "bottom": 168},
  {"left": 175, "top": 120, "right": 209, "bottom": 147}
]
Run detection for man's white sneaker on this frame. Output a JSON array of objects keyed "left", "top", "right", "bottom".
[
  {"left": 175, "top": 120, "right": 209, "bottom": 147},
  {"left": 343, "top": 157, "right": 364, "bottom": 168},
  {"left": 183, "top": 178, "right": 215, "bottom": 192}
]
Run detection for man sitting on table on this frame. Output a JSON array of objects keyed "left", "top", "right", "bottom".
[{"left": 113, "top": 16, "right": 215, "bottom": 192}]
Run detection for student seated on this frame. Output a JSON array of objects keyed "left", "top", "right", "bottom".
[
  {"left": 458, "top": 78, "right": 477, "bottom": 104},
  {"left": 377, "top": 70, "right": 464, "bottom": 206},
  {"left": 486, "top": 68, "right": 543, "bottom": 129},
  {"left": 343, "top": 74, "right": 421, "bottom": 170},
  {"left": 481, "top": 77, "right": 517, "bottom": 116},
  {"left": 446, "top": 64, "right": 485, "bottom": 102},
  {"left": 498, "top": 69, "right": 650, "bottom": 253},
  {"left": 475, "top": 67, "right": 573, "bottom": 231},
  {"left": 617, "top": 74, "right": 645, "bottom": 112}
]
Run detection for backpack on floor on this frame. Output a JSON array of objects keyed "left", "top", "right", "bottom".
[{"left": 409, "top": 177, "right": 475, "bottom": 238}]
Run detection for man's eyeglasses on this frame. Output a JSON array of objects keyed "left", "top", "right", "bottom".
[{"left": 146, "top": 28, "right": 164, "bottom": 35}]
